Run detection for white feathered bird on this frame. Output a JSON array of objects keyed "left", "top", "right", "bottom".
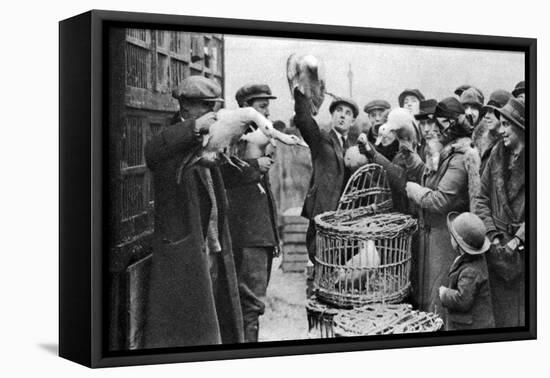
[
  {"left": 176, "top": 107, "right": 275, "bottom": 179},
  {"left": 344, "top": 133, "right": 369, "bottom": 171},
  {"left": 286, "top": 54, "right": 327, "bottom": 115},
  {"left": 335, "top": 239, "right": 381, "bottom": 289},
  {"left": 240, "top": 127, "right": 308, "bottom": 160}
]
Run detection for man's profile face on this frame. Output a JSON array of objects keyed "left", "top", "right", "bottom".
[
  {"left": 249, "top": 98, "right": 270, "bottom": 118},
  {"left": 331, "top": 104, "right": 355, "bottom": 134},
  {"left": 368, "top": 109, "right": 386, "bottom": 129},
  {"left": 403, "top": 95, "right": 420, "bottom": 115}
]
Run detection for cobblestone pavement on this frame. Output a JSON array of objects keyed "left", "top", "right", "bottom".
[{"left": 259, "top": 257, "right": 309, "bottom": 342}]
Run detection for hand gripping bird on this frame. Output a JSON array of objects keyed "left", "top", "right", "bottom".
[
  {"left": 286, "top": 54, "right": 328, "bottom": 115},
  {"left": 240, "top": 127, "right": 308, "bottom": 160},
  {"left": 176, "top": 107, "right": 307, "bottom": 182}
]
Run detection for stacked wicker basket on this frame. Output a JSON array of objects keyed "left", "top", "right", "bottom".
[{"left": 307, "top": 164, "right": 443, "bottom": 338}]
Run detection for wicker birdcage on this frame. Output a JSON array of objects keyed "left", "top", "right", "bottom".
[
  {"left": 306, "top": 295, "right": 340, "bottom": 338},
  {"left": 313, "top": 164, "right": 417, "bottom": 308},
  {"left": 333, "top": 304, "right": 443, "bottom": 336}
]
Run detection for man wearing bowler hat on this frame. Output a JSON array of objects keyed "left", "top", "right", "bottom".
[
  {"left": 144, "top": 75, "right": 244, "bottom": 348},
  {"left": 398, "top": 88, "right": 425, "bottom": 147},
  {"left": 220, "top": 84, "right": 280, "bottom": 342},
  {"left": 293, "top": 88, "right": 359, "bottom": 263},
  {"left": 475, "top": 97, "right": 526, "bottom": 328}
]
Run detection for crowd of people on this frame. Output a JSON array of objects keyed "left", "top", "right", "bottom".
[{"left": 142, "top": 73, "right": 527, "bottom": 348}]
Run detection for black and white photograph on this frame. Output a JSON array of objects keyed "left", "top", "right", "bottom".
[{"left": 106, "top": 24, "right": 530, "bottom": 351}]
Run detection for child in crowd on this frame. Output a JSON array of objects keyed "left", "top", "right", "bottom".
[{"left": 439, "top": 212, "right": 495, "bottom": 330}]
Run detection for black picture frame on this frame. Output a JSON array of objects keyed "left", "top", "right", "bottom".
[{"left": 59, "top": 9, "right": 537, "bottom": 368}]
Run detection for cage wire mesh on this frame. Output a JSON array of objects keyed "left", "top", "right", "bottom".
[{"left": 313, "top": 164, "right": 417, "bottom": 308}]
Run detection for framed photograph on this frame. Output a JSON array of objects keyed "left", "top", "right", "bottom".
[{"left": 59, "top": 9, "right": 536, "bottom": 368}]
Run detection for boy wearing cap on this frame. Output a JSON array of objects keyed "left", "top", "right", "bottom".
[
  {"left": 220, "top": 84, "right": 280, "bottom": 342},
  {"left": 293, "top": 88, "right": 358, "bottom": 263},
  {"left": 439, "top": 212, "right": 495, "bottom": 331},
  {"left": 144, "top": 75, "right": 244, "bottom": 348},
  {"left": 475, "top": 97, "right": 526, "bottom": 328}
]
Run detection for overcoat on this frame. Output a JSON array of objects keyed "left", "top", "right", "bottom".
[
  {"left": 440, "top": 253, "right": 495, "bottom": 330},
  {"left": 409, "top": 137, "right": 481, "bottom": 315},
  {"left": 475, "top": 141, "right": 525, "bottom": 327},
  {"left": 472, "top": 120, "right": 501, "bottom": 175},
  {"left": 220, "top": 159, "right": 280, "bottom": 250},
  {"left": 294, "top": 91, "right": 350, "bottom": 260},
  {"left": 143, "top": 119, "right": 244, "bottom": 348}
]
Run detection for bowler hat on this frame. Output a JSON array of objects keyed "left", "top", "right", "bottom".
[
  {"left": 434, "top": 97, "right": 464, "bottom": 120},
  {"left": 512, "top": 80, "right": 525, "bottom": 98},
  {"left": 235, "top": 84, "right": 277, "bottom": 107},
  {"left": 454, "top": 84, "right": 472, "bottom": 97},
  {"left": 398, "top": 89, "right": 425, "bottom": 107},
  {"left": 447, "top": 212, "right": 490, "bottom": 255},
  {"left": 172, "top": 75, "right": 224, "bottom": 102},
  {"left": 460, "top": 87, "right": 485, "bottom": 110},
  {"left": 329, "top": 96, "right": 359, "bottom": 118},
  {"left": 364, "top": 99, "right": 391, "bottom": 114},
  {"left": 414, "top": 99, "right": 438, "bottom": 120},
  {"left": 495, "top": 97, "right": 525, "bottom": 130},
  {"left": 482, "top": 90, "right": 512, "bottom": 114}
]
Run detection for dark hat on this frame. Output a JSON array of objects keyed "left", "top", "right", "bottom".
[
  {"left": 460, "top": 87, "right": 485, "bottom": 110},
  {"left": 414, "top": 99, "right": 438, "bottom": 120},
  {"left": 495, "top": 97, "right": 525, "bottom": 130},
  {"left": 434, "top": 97, "right": 465, "bottom": 120},
  {"left": 364, "top": 99, "right": 391, "bottom": 114},
  {"left": 329, "top": 96, "right": 359, "bottom": 118},
  {"left": 482, "top": 90, "right": 512, "bottom": 113},
  {"left": 447, "top": 212, "right": 490, "bottom": 255},
  {"left": 398, "top": 89, "right": 425, "bottom": 107},
  {"left": 454, "top": 84, "right": 472, "bottom": 97},
  {"left": 235, "top": 84, "right": 277, "bottom": 107},
  {"left": 172, "top": 75, "right": 224, "bottom": 102},
  {"left": 512, "top": 80, "right": 525, "bottom": 97}
]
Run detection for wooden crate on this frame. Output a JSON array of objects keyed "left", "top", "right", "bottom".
[{"left": 281, "top": 207, "right": 309, "bottom": 273}]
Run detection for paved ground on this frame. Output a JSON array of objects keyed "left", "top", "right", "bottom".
[{"left": 259, "top": 257, "right": 309, "bottom": 342}]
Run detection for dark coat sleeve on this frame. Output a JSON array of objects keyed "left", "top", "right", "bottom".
[
  {"left": 371, "top": 149, "right": 425, "bottom": 192},
  {"left": 440, "top": 267, "right": 480, "bottom": 312},
  {"left": 418, "top": 155, "right": 467, "bottom": 214},
  {"left": 221, "top": 159, "right": 262, "bottom": 187},
  {"left": 145, "top": 119, "right": 200, "bottom": 171},
  {"left": 293, "top": 89, "right": 322, "bottom": 160},
  {"left": 475, "top": 154, "right": 500, "bottom": 238}
]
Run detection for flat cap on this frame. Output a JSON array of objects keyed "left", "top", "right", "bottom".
[
  {"left": 512, "top": 80, "right": 525, "bottom": 97},
  {"left": 329, "top": 96, "right": 359, "bottom": 118},
  {"left": 435, "top": 97, "right": 465, "bottom": 120},
  {"left": 172, "top": 75, "right": 224, "bottom": 102},
  {"left": 398, "top": 89, "right": 425, "bottom": 107},
  {"left": 364, "top": 99, "right": 391, "bottom": 114},
  {"left": 415, "top": 99, "right": 438, "bottom": 120},
  {"left": 235, "top": 84, "right": 277, "bottom": 107}
]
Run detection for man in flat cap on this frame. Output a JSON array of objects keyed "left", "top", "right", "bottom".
[
  {"left": 220, "top": 84, "right": 280, "bottom": 342},
  {"left": 293, "top": 88, "right": 358, "bottom": 263},
  {"left": 364, "top": 99, "right": 391, "bottom": 144},
  {"left": 144, "top": 75, "right": 244, "bottom": 348}
]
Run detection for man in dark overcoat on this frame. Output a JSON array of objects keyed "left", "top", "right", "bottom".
[
  {"left": 220, "top": 84, "right": 280, "bottom": 342},
  {"left": 475, "top": 97, "right": 526, "bottom": 327},
  {"left": 293, "top": 89, "right": 359, "bottom": 263},
  {"left": 144, "top": 76, "right": 244, "bottom": 348}
]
